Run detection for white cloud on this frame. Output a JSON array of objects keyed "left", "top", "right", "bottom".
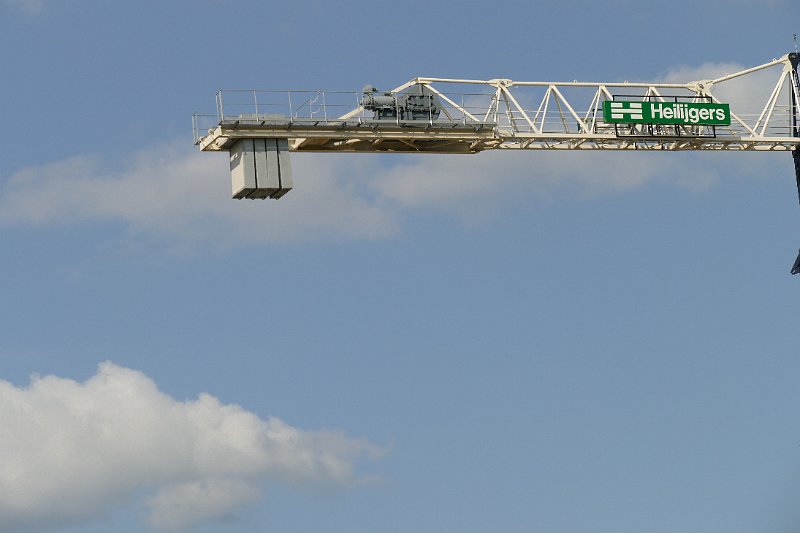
[
  {"left": 149, "top": 479, "right": 260, "bottom": 531},
  {"left": 658, "top": 60, "right": 787, "bottom": 117},
  {"left": 659, "top": 61, "right": 751, "bottom": 85},
  {"left": 4, "top": 56, "right": 785, "bottom": 250},
  {"left": 0, "top": 362, "right": 381, "bottom": 531},
  {"left": 0, "top": 142, "right": 688, "bottom": 249},
  {"left": 0, "top": 143, "right": 399, "bottom": 249},
  {"left": 371, "top": 150, "right": 673, "bottom": 211}
]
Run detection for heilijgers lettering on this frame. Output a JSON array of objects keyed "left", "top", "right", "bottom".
[{"left": 650, "top": 103, "right": 727, "bottom": 124}]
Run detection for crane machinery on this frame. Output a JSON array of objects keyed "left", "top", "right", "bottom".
[{"left": 193, "top": 52, "right": 800, "bottom": 273}]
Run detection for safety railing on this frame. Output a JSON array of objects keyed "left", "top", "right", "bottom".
[{"left": 194, "top": 81, "right": 799, "bottom": 144}]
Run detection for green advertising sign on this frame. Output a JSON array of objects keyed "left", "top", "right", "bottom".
[{"left": 602, "top": 100, "right": 731, "bottom": 126}]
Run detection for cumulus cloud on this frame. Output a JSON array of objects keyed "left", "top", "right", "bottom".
[
  {"left": 3, "top": 56, "right": 784, "bottom": 249},
  {"left": 0, "top": 143, "right": 398, "bottom": 249},
  {"left": 372, "top": 150, "right": 675, "bottom": 210},
  {"left": 0, "top": 362, "right": 381, "bottom": 531},
  {"left": 0, "top": 141, "right": 696, "bottom": 249},
  {"left": 149, "top": 479, "right": 261, "bottom": 530},
  {"left": 659, "top": 60, "right": 788, "bottom": 117}
]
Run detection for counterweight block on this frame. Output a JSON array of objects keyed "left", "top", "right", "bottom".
[{"left": 230, "top": 138, "right": 293, "bottom": 199}]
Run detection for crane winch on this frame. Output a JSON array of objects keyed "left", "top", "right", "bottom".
[{"left": 193, "top": 53, "right": 800, "bottom": 273}]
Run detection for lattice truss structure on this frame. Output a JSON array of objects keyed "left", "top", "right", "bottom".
[{"left": 194, "top": 53, "right": 800, "bottom": 155}]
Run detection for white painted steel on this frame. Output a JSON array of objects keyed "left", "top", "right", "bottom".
[{"left": 195, "top": 54, "right": 800, "bottom": 154}]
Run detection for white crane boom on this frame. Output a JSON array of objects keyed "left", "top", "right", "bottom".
[
  {"left": 194, "top": 53, "right": 800, "bottom": 156},
  {"left": 193, "top": 52, "right": 800, "bottom": 273}
]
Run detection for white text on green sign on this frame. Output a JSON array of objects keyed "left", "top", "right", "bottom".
[{"left": 603, "top": 101, "right": 731, "bottom": 126}]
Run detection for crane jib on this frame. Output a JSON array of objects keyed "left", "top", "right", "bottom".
[
  {"left": 603, "top": 101, "right": 731, "bottom": 126},
  {"left": 195, "top": 52, "right": 800, "bottom": 276}
]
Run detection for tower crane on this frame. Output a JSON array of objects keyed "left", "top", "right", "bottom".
[{"left": 193, "top": 53, "right": 800, "bottom": 273}]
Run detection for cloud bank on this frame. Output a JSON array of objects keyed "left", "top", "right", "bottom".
[
  {"left": 0, "top": 362, "right": 380, "bottom": 531},
  {"left": 0, "top": 61, "right": 779, "bottom": 250},
  {"left": 0, "top": 143, "right": 685, "bottom": 249},
  {"left": 0, "top": 144, "right": 399, "bottom": 248}
]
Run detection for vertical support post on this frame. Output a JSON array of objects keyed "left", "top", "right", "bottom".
[
  {"left": 787, "top": 53, "right": 800, "bottom": 274},
  {"left": 788, "top": 53, "right": 800, "bottom": 206},
  {"left": 790, "top": 53, "right": 800, "bottom": 139}
]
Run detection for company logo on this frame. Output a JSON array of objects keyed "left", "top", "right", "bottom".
[
  {"left": 603, "top": 100, "right": 731, "bottom": 126},
  {"left": 608, "top": 102, "right": 643, "bottom": 121}
]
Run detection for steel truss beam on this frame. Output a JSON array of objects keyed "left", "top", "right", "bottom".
[{"left": 195, "top": 53, "right": 800, "bottom": 154}]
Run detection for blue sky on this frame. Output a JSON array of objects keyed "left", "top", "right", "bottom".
[{"left": 1, "top": 1, "right": 799, "bottom": 532}]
